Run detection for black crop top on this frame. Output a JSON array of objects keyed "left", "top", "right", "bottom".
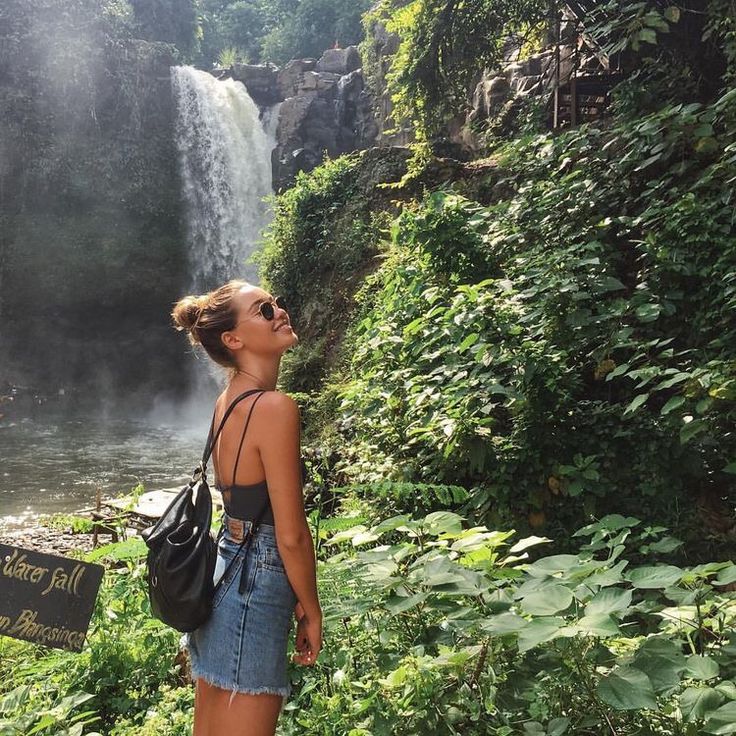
[
  {"left": 214, "top": 389, "right": 308, "bottom": 525},
  {"left": 217, "top": 478, "right": 274, "bottom": 525}
]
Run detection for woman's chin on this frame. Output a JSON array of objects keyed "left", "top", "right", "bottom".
[{"left": 279, "top": 330, "right": 299, "bottom": 348}]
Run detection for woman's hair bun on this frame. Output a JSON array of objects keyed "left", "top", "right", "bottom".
[
  {"left": 171, "top": 279, "right": 251, "bottom": 371},
  {"left": 171, "top": 294, "right": 206, "bottom": 342}
]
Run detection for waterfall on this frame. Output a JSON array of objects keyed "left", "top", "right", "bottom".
[{"left": 171, "top": 66, "right": 279, "bottom": 289}]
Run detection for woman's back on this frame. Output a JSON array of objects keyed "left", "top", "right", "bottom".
[{"left": 211, "top": 390, "right": 268, "bottom": 489}]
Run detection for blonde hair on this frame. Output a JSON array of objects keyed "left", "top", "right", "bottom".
[{"left": 171, "top": 279, "right": 251, "bottom": 380}]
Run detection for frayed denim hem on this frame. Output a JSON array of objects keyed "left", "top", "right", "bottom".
[{"left": 190, "top": 664, "right": 292, "bottom": 710}]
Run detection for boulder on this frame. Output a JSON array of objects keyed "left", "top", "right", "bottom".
[
  {"left": 277, "top": 58, "right": 316, "bottom": 98},
  {"left": 276, "top": 94, "right": 315, "bottom": 148},
  {"left": 229, "top": 62, "right": 280, "bottom": 105},
  {"left": 206, "top": 46, "right": 382, "bottom": 191},
  {"left": 315, "top": 72, "right": 341, "bottom": 91},
  {"left": 315, "top": 46, "right": 361, "bottom": 75},
  {"left": 300, "top": 71, "right": 320, "bottom": 90},
  {"left": 469, "top": 75, "right": 510, "bottom": 123}
]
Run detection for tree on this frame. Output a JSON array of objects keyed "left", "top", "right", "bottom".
[
  {"left": 129, "top": 0, "right": 200, "bottom": 60},
  {"left": 260, "top": 0, "right": 372, "bottom": 64}
]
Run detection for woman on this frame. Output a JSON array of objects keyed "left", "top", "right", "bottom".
[{"left": 171, "top": 278, "right": 322, "bottom": 736}]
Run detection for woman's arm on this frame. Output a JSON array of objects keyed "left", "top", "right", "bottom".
[{"left": 256, "top": 392, "right": 321, "bottom": 621}]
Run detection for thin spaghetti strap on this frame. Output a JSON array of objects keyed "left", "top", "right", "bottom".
[
  {"left": 230, "top": 391, "right": 267, "bottom": 485},
  {"left": 202, "top": 388, "right": 263, "bottom": 473}
]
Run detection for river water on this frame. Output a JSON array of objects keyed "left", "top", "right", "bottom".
[{"left": 0, "top": 411, "right": 211, "bottom": 529}]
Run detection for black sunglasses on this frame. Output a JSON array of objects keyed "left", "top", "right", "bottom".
[{"left": 258, "top": 296, "right": 288, "bottom": 321}]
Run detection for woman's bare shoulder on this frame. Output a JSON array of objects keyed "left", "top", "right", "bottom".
[{"left": 258, "top": 390, "right": 300, "bottom": 418}]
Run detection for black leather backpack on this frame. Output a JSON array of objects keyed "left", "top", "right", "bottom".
[{"left": 141, "top": 389, "right": 266, "bottom": 632}]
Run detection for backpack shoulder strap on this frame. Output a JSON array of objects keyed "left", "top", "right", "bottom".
[{"left": 200, "top": 389, "right": 266, "bottom": 473}]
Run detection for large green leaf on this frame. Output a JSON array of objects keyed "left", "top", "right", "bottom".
[
  {"left": 597, "top": 667, "right": 658, "bottom": 711},
  {"left": 573, "top": 515, "right": 640, "bottom": 537},
  {"left": 623, "top": 392, "right": 650, "bottom": 415},
  {"left": 714, "top": 565, "right": 736, "bottom": 586},
  {"left": 715, "top": 681, "right": 736, "bottom": 700},
  {"left": 481, "top": 612, "right": 528, "bottom": 635},
  {"left": 509, "top": 536, "right": 553, "bottom": 554},
  {"left": 686, "top": 655, "right": 720, "bottom": 681},
  {"left": 680, "top": 687, "right": 724, "bottom": 722},
  {"left": 548, "top": 718, "right": 570, "bottom": 736},
  {"left": 626, "top": 565, "right": 683, "bottom": 589},
  {"left": 84, "top": 538, "right": 146, "bottom": 562},
  {"left": 432, "top": 566, "right": 491, "bottom": 596},
  {"left": 518, "top": 617, "right": 566, "bottom": 652},
  {"left": 704, "top": 702, "right": 736, "bottom": 734},
  {"left": 384, "top": 591, "right": 429, "bottom": 614},
  {"left": 661, "top": 395, "right": 686, "bottom": 415},
  {"left": 520, "top": 584, "right": 573, "bottom": 615},
  {"left": 584, "top": 560, "right": 629, "bottom": 588},
  {"left": 634, "top": 640, "right": 687, "bottom": 694},
  {"left": 526, "top": 555, "right": 580, "bottom": 578},
  {"left": 573, "top": 612, "right": 621, "bottom": 637},
  {"left": 633, "top": 638, "right": 687, "bottom": 693},
  {"left": 423, "top": 511, "right": 464, "bottom": 535},
  {"left": 585, "top": 587, "right": 632, "bottom": 616},
  {"left": 680, "top": 417, "right": 706, "bottom": 444}
]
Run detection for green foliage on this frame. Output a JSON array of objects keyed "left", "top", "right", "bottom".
[
  {"left": 0, "top": 542, "right": 184, "bottom": 734},
  {"left": 283, "top": 510, "right": 736, "bottom": 734},
  {"left": 0, "top": 686, "right": 101, "bottom": 735},
  {"left": 584, "top": 0, "right": 683, "bottom": 56},
  {"left": 109, "top": 685, "right": 193, "bottom": 736},
  {"left": 256, "top": 150, "right": 403, "bottom": 394},
  {"left": 365, "top": 0, "right": 734, "bottom": 142},
  {"left": 331, "top": 481, "right": 470, "bottom": 520},
  {"left": 363, "top": 0, "right": 547, "bottom": 138},
  {"left": 260, "top": 0, "right": 372, "bottom": 65},
  {"left": 326, "top": 90, "right": 736, "bottom": 547},
  {"left": 704, "top": 0, "right": 736, "bottom": 84},
  {"left": 39, "top": 514, "right": 96, "bottom": 534},
  {"left": 129, "top": 0, "right": 200, "bottom": 60},
  {"left": 195, "top": 0, "right": 371, "bottom": 69},
  {"left": 217, "top": 45, "right": 250, "bottom": 66},
  {"left": 196, "top": 0, "right": 282, "bottom": 69},
  {"left": 2, "top": 513, "right": 736, "bottom": 735},
  {"left": 584, "top": 0, "right": 731, "bottom": 115}
]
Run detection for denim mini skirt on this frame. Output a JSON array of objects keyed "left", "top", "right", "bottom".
[{"left": 180, "top": 514, "right": 298, "bottom": 704}]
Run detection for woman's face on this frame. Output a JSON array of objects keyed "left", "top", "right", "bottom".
[{"left": 222, "top": 285, "right": 298, "bottom": 356}]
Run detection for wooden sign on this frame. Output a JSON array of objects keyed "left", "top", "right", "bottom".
[{"left": 0, "top": 544, "right": 104, "bottom": 652}]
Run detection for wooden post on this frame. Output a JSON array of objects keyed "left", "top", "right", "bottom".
[
  {"left": 92, "top": 488, "right": 101, "bottom": 548},
  {"left": 570, "top": 75, "right": 577, "bottom": 127}
]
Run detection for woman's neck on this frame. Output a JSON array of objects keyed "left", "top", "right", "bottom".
[{"left": 230, "top": 357, "right": 280, "bottom": 392}]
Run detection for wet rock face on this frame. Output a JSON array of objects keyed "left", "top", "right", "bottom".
[
  {"left": 226, "top": 62, "right": 281, "bottom": 105},
  {"left": 215, "top": 45, "right": 379, "bottom": 191},
  {"left": 0, "top": 23, "right": 188, "bottom": 406},
  {"left": 277, "top": 58, "right": 317, "bottom": 98}
]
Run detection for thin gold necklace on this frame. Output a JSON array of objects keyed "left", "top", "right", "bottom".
[{"left": 235, "top": 369, "right": 267, "bottom": 389}]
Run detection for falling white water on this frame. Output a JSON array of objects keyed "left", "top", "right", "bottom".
[{"left": 171, "top": 65, "right": 279, "bottom": 289}]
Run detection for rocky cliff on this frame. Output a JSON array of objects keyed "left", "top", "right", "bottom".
[
  {"left": 0, "top": 1, "right": 188, "bottom": 411},
  {"left": 215, "top": 46, "right": 382, "bottom": 191}
]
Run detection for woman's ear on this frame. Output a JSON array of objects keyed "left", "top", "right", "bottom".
[{"left": 221, "top": 329, "right": 243, "bottom": 352}]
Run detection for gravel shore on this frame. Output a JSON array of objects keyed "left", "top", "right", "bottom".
[{"left": 0, "top": 521, "right": 121, "bottom": 557}]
